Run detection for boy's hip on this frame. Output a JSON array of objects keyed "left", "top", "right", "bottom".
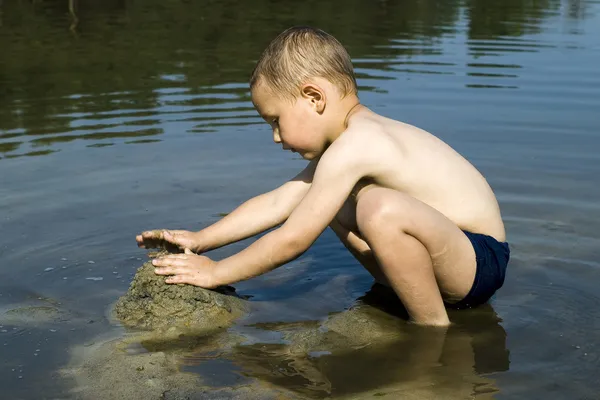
[{"left": 446, "top": 231, "right": 510, "bottom": 310}]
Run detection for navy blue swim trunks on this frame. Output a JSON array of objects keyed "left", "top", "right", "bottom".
[{"left": 446, "top": 231, "right": 510, "bottom": 310}]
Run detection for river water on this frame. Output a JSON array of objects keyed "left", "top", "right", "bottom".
[{"left": 1, "top": 0, "right": 599, "bottom": 399}]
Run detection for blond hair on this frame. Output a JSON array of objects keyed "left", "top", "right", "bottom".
[{"left": 250, "top": 26, "right": 358, "bottom": 100}]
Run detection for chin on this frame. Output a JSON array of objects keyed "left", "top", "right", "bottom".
[{"left": 300, "top": 152, "right": 316, "bottom": 160}]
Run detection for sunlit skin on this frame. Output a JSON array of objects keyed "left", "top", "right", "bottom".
[{"left": 137, "top": 77, "right": 505, "bottom": 326}]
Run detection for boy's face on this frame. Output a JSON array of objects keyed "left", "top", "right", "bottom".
[{"left": 251, "top": 81, "right": 327, "bottom": 160}]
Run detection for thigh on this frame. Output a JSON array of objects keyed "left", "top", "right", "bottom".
[{"left": 356, "top": 188, "right": 476, "bottom": 303}]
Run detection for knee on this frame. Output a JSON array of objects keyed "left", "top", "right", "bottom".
[{"left": 356, "top": 189, "right": 413, "bottom": 236}]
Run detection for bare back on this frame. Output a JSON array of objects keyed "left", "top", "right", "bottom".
[{"left": 345, "top": 108, "right": 506, "bottom": 242}]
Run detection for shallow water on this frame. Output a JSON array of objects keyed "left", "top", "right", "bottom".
[{"left": 1, "top": 0, "right": 599, "bottom": 398}]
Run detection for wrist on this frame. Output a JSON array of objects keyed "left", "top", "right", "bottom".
[
  {"left": 192, "top": 230, "right": 208, "bottom": 253},
  {"left": 209, "top": 261, "right": 228, "bottom": 288}
]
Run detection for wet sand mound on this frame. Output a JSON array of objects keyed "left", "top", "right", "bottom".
[
  {"left": 114, "top": 253, "right": 249, "bottom": 333},
  {"left": 62, "top": 254, "right": 285, "bottom": 399}
]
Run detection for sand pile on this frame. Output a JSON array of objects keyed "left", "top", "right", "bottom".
[{"left": 114, "top": 252, "right": 249, "bottom": 334}]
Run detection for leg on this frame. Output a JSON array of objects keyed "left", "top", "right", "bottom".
[
  {"left": 355, "top": 188, "right": 477, "bottom": 326},
  {"left": 329, "top": 198, "right": 390, "bottom": 286},
  {"left": 330, "top": 219, "right": 390, "bottom": 286}
]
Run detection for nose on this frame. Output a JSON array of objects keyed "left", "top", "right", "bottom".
[{"left": 273, "top": 129, "right": 282, "bottom": 144}]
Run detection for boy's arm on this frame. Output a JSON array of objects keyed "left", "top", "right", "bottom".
[
  {"left": 194, "top": 160, "right": 318, "bottom": 252},
  {"left": 210, "top": 137, "right": 366, "bottom": 286}
]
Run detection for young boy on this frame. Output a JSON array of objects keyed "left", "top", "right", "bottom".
[{"left": 136, "top": 26, "right": 510, "bottom": 326}]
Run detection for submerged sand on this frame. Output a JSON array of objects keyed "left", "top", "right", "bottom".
[
  {"left": 61, "top": 253, "right": 278, "bottom": 399},
  {"left": 60, "top": 258, "right": 499, "bottom": 399}
]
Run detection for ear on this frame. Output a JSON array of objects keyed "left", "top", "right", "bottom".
[{"left": 300, "top": 83, "right": 326, "bottom": 114}]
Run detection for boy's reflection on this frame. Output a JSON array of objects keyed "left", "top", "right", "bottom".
[{"left": 194, "top": 283, "right": 510, "bottom": 398}]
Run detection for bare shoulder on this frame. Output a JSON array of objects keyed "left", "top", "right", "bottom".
[
  {"left": 346, "top": 107, "right": 470, "bottom": 164},
  {"left": 321, "top": 109, "right": 409, "bottom": 174}
]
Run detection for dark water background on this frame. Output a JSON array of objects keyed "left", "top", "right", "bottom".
[{"left": 1, "top": 0, "right": 599, "bottom": 398}]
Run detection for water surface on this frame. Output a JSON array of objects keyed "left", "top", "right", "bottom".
[{"left": 1, "top": 0, "right": 599, "bottom": 398}]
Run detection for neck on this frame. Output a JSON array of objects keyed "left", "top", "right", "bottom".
[
  {"left": 325, "top": 95, "right": 362, "bottom": 143},
  {"left": 343, "top": 101, "right": 362, "bottom": 128}
]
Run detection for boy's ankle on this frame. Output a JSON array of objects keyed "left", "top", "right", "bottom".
[{"left": 411, "top": 314, "right": 450, "bottom": 327}]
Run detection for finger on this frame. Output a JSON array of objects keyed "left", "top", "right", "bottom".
[
  {"left": 152, "top": 258, "right": 189, "bottom": 268},
  {"left": 136, "top": 234, "right": 148, "bottom": 247},
  {"left": 164, "top": 230, "right": 190, "bottom": 246},
  {"left": 166, "top": 274, "right": 203, "bottom": 286},
  {"left": 154, "top": 265, "right": 191, "bottom": 275},
  {"left": 184, "top": 248, "right": 194, "bottom": 255},
  {"left": 165, "top": 275, "right": 190, "bottom": 284},
  {"left": 136, "top": 238, "right": 145, "bottom": 248},
  {"left": 161, "top": 230, "right": 186, "bottom": 247},
  {"left": 143, "top": 230, "right": 164, "bottom": 240},
  {"left": 154, "top": 254, "right": 189, "bottom": 262}
]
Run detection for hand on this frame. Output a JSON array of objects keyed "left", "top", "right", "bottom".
[
  {"left": 152, "top": 248, "right": 219, "bottom": 288},
  {"left": 136, "top": 229, "right": 202, "bottom": 253}
]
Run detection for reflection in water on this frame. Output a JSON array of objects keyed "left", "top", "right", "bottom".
[
  {"left": 0, "top": 0, "right": 591, "bottom": 159},
  {"left": 178, "top": 285, "right": 509, "bottom": 398},
  {"left": 466, "top": 0, "right": 561, "bottom": 39},
  {"left": 567, "top": 0, "right": 593, "bottom": 19}
]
